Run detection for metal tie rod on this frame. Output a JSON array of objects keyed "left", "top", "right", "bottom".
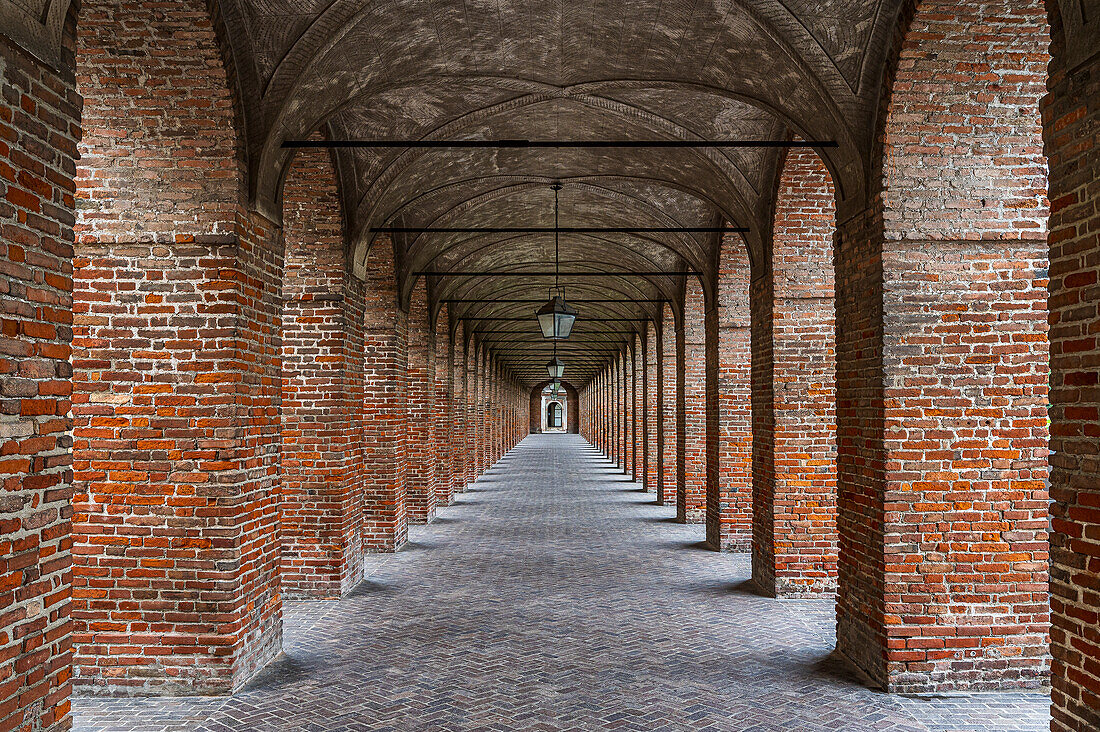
[
  {"left": 417, "top": 270, "right": 699, "bottom": 277},
  {"left": 283, "top": 139, "right": 839, "bottom": 149},
  {"left": 374, "top": 226, "right": 746, "bottom": 234}
]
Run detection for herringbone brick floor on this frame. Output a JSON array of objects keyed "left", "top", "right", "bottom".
[{"left": 74, "top": 434, "right": 1050, "bottom": 731}]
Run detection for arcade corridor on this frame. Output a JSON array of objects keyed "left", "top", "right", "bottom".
[{"left": 74, "top": 436, "right": 1049, "bottom": 732}]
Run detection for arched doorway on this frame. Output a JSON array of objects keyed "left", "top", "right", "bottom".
[
  {"left": 529, "top": 380, "right": 580, "bottom": 434},
  {"left": 545, "top": 400, "right": 564, "bottom": 431}
]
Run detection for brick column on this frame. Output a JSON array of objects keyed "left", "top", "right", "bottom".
[
  {"left": 620, "top": 354, "right": 628, "bottom": 471},
  {"left": 0, "top": 20, "right": 78, "bottom": 730},
  {"left": 1045, "top": 12, "right": 1100, "bottom": 729},
  {"left": 362, "top": 240, "right": 409, "bottom": 551},
  {"left": 660, "top": 309, "right": 678, "bottom": 506},
  {"left": 435, "top": 313, "right": 454, "bottom": 505},
  {"left": 73, "top": 0, "right": 282, "bottom": 693},
  {"left": 406, "top": 280, "right": 437, "bottom": 524},
  {"left": 612, "top": 359, "right": 620, "bottom": 466},
  {"left": 834, "top": 1, "right": 1049, "bottom": 691},
  {"left": 464, "top": 336, "right": 477, "bottom": 488},
  {"left": 624, "top": 346, "right": 634, "bottom": 477},
  {"left": 633, "top": 334, "right": 644, "bottom": 483},
  {"left": 709, "top": 234, "right": 752, "bottom": 551},
  {"left": 679, "top": 282, "right": 707, "bottom": 523},
  {"left": 645, "top": 323, "right": 659, "bottom": 493},
  {"left": 278, "top": 142, "right": 365, "bottom": 599},
  {"left": 751, "top": 149, "right": 838, "bottom": 597}
]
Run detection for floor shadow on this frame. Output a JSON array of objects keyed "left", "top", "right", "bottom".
[
  {"left": 243, "top": 651, "right": 322, "bottom": 693},
  {"left": 728, "top": 579, "right": 762, "bottom": 596},
  {"left": 808, "top": 651, "right": 878, "bottom": 690},
  {"left": 681, "top": 540, "right": 716, "bottom": 552},
  {"left": 641, "top": 516, "right": 681, "bottom": 523},
  {"left": 428, "top": 516, "right": 459, "bottom": 525},
  {"left": 345, "top": 579, "right": 397, "bottom": 598}
]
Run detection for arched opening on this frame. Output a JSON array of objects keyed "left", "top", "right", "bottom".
[
  {"left": 529, "top": 380, "right": 579, "bottom": 435},
  {"left": 545, "top": 400, "right": 564, "bottom": 431}
]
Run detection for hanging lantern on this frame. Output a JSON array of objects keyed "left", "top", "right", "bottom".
[
  {"left": 550, "top": 380, "right": 562, "bottom": 398},
  {"left": 537, "top": 291, "right": 577, "bottom": 340},
  {"left": 545, "top": 356, "right": 565, "bottom": 380},
  {"left": 535, "top": 182, "right": 578, "bottom": 340}
]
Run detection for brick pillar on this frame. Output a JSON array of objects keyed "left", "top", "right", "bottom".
[
  {"left": 660, "top": 308, "right": 678, "bottom": 506},
  {"left": 679, "top": 281, "right": 707, "bottom": 523},
  {"left": 478, "top": 348, "right": 488, "bottom": 475},
  {"left": 480, "top": 351, "right": 490, "bottom": 472},
  {"left": 1044, "top": 11, "right": 1100, "bottom": 729},
  {"left": 362, "top": 239, "right": 408, "bottom": 551},
  {"left": 74, "top": 222, "right": 286, "bottom": 691},
  {"left": 709, "top": 234, "right": 752, "bottom": 551},
  {"left": 751, "top": 148, "right": 838, "bottom": 597},
  {"left": 464, "top": 336, "right": 477, "bottom": 488},
  {"left": 624, "top": 346, "right": 634, "bottom": 476},
  {"left": 607, "top": 367, "right": 613, "bottom": 458},
  {"left": 278, "top": 142, "right": 365, "bottom": 599},
  {"left": 494, "top": 364, "right": 503, "bottom": 462},
  {"left": 0, "top": 18, "right": 78, "bottom": 730},
  {"left": 645, "top": 323, "right": 659, "bottom": 493},
  {"left": 436, "top": 313, "right": 454, "bottom": 505},
  {"left": 596, "top": 372, "right": 604, "bottom": 451},
  {"left": 600, "top": 371, "right": 607, "bottom": 453},
  {"left": 612, "top": 359, "right": 620, "bottom": 466},
  {"left": 73, "top": 0, "right": 282, "bottom": 693},
  {"left": 619, "top": 354, "right": 628, "bottom": 471},
  {"left": 633, "top": 334, "right": 644, "bottom": 482},
  {"left": 622, "top": 354, "right": 629, "bottom": 471},
  {"left": 406, "top": 280, "right": 437, "bottom": 524},
  {"left": 834, "top": 0, "right": 1049, "bottom": 692}
]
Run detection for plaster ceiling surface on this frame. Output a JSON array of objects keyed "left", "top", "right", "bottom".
[{"left": 216, "top": 0, "right": 904, "bottom": 386}]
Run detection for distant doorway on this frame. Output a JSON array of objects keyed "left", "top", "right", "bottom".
[
  {"left": 529, "top": 380, "right": 578, "bottom": 434},
  {"left": 546, "top": 401, "right": 564, "bottom": 431}
]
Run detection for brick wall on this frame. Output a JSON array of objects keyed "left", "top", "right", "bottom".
[
  {"left": 406, "top": 279, "right": 437, "bottom": 524},
  {"left": 75, "top": 0, "right": 243, "bottom": 243},
  {"left": 679, "top": 281, "right": 706, "bottom": 524},
  {"left": 73, "top": 0, "right": 281, "bottom": 694},
  {"left": 752, "top": 149, "right": 838, "bottom": 597},
  {"left": 0, "top": 12, "right": 79, "bottom": 730},
  {"left": 835, "top": 0, "right": 1050, "bottom": 692},
  {"left": 1043, "top": 8, "right": 1100, "bottom": 729},
  {"left": 710, "top": 234, "right": 752, "bottom": 550},
  {"left": 278, "top": 142, "right": 364, "bottom": 600}
]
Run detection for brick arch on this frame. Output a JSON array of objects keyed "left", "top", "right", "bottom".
[
  {"left": 75, "top": 0, "right": 248, "bottom": 243},
  {"left": 834, "top": 0, "right": 1052, "bottom": 693},
  {"left": 529, "top": 380, "right": 579, "bottom": 435}
]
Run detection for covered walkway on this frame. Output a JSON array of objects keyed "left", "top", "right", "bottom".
[{"left": 75, "top": 436, "right": 1048, "bottom": 732}]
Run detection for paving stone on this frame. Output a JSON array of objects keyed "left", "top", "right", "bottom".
[{"left": 73, "top": 435, "right": 1050, "bottom": 732}]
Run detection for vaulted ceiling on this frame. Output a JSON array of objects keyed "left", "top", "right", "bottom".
[{"left": 212, "top": 0, "right": 907, "bottom": 387}]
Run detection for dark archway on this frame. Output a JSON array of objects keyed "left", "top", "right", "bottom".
[{"left": 529, "top": 380, "right": 580, "bottom": 434}]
